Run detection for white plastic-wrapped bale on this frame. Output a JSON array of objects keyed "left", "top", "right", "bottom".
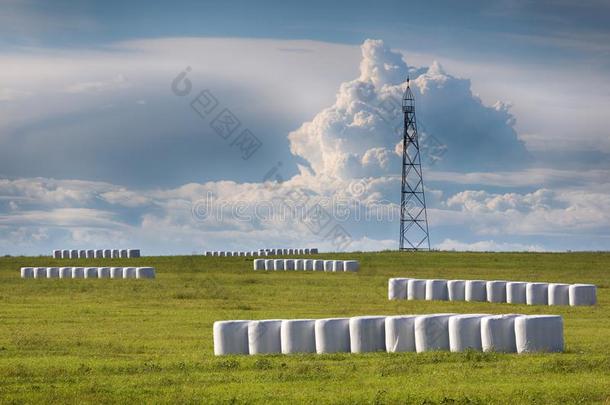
[
  {"left": 481, "top": 314, "right": 519, "bottom": 353},
  {"left": 344, "top": 260, "right": 359, "bottom": 272},
  {"left": 136, "top": 267, "right": 155, "bottom": 279},
  {"left": 295, "top": 259, "right": 304, "bottom": 270},
  {"left": 310, "top": 248, "right": 319, "bottom": 254},
  {"left": 284, "top": 259, "right": 295, "bottom": 270},
  {"left": 98, "top": 267, "right": 111, "bottom": 278},
  {"left": 304, "top": 248, "right": 311, "bottom": 254},
  {"left": 304, "top": 259, "right": 314, "bottom": 271},
  {"left": 34, "top": 267, "right": 47, "bottom": 279},
  {"left": 526, "top": 282, "right": 549, "bottom": 305},
  {"left": 314, "top": 318, "right": 351, "bottom": 354},
  {"left": 128, "top": 249, "right": 141, "bottom": 258},
  {"left": 287, "top": 248, "right": 294, "bottom": 255},
  {"left": 62, "top": 249, "right": 70, "bottom": 259},
  {"left": 447, "top": 280, "right": 466, "bottom": 301},
  {"left": 548, "top": 283, "right": 570, "bottom": 306},
  {"left": 332, "top": 260, "right": 344, "bottom": 272},
  {"left": 506, "top": 281, "right": 527, "bottom": 304},
  {"left": 407, "top": 279, "right": 426, "bottom": 300},
  {"left": 264, "top": 259, "right": 274, "bottom": 271},
  {"left": 53, "top": 250, "right": 62, "bottom": 259},
  {"left": 47, "top": 267, "right": 60, "bottom": 278},
  {"left": 213, "top": 251, "right": 219, "bottom": 256},
  {"left": 388, "top": 278, "right": 409, "bottom": 300},
  {"left": 79, "top": 250, "right": 87, "bottom": 258},
  {"left": 86, "top": 250, "right": 95, "bottom": 259},
  {"left": 282, "top": 249, "right": 289, "bottom": 255},
  {"left": 323, "top": 260, "right": 334, "bottom": 272},
  {"left": 313, "top": 260, "right": 324, "bottom": 271},
  {"left": 253, "top": 259, "right": 265, "bottom": 270},
  {"left": 110, "top": 267, "right": 124, "bottom": 279},
  {"left": 569, "top": 284, "right": 596, "bottom": 306},
  {"left": 204, "top": 251, "right": 211, "bottom": 256},
  {"left": 465, "top": 280, "right": 487, "bottom": 302},
  {"left": 123, "top": 267, "right": 137, "bottom": 279},
  {"left": 274, "top": 259, "right": 284, "bottom": 271},
  {"left": 21, "top": 267, "right": 34, "bottom": 278},
  {"left": 349, "top": 316, "right": 386, "bottom": 353},
  {"left": 248, "top": 320, "right": 282, "bottom": 354},
  {"left": 84, "top": 267, "right": 98, "bottom": 279},
  {"left": 112, "top": 249, "right": 120, "bottom": 258},
  {"left": 385, "top": 315, "right": 417, "bottom": 352},
  {"left": 515, "top": 315, "right": 564, "bottom": 353},
  {"left": 426, "top": 279, "right": 448, "bottom": 301},
  {"left": 59, "top": 267, "right": 72, "bottom": 278},
  {"left": 281, "top": 319, "right": 316, "bottom": 354},
  {"left": 414, "top": 314, "right": 454, "bottom": 352},
  {"left": 225, "top": 252, "right": 232, "bottom": 257},
  {"left": 70, "top": 250, "right": 79, "bottom": 259},
  {"left": 448, "top": 314, "right": 487, "bottom": 352},
  {"left": 214, "top": 320, "right": 250, "bottom": 355},
  {"left": 103, "top": 249, "right": 112, "bottom": 258},
  {"left": 246, "top": 252, "right": 252, "bottom": 257},
  {"left": 486, "top": 281, "right": 507, "bottom": 303},
  {"left": 95, "top": 249, "right": 103, "bottom": 258},
  {"left": 73, "top": 267, "right": 85, "bottom": 279}
]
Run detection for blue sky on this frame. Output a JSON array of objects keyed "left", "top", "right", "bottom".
[{"left": 1, "top": 0, "right": 610, "bottom": 254}]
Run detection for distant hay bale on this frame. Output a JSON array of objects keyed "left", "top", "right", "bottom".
[
  {"left": 506, "top": 282, "right": 527, "bottom": 304},
  {"left": 569, "top": 284, "right": 596, "bottom": 306},
  {"left": 136, "top": 267, "right": 155, "bottom": 279},
  {"left": 548, "top": 283, "right": 570, "bottom": 306},
  {"left": 313, "top": 260, "right": 324, "bottom": 271},
  {"left": 414, "top": 314, "right": 454, "bottom": 352},
  {"left": 98, "top": 267, "right": 111, "bottom": 278},
  {"left": 349, "top": 316, "right": 386, "bottom": 353},
  {"left": 53, "top": 250, "right": 61, "bottom": 259},
  {"left": 21, "top": 267, "right": 34, "bottom": 278},
  {"left": 465, "top": 280, "right": 487, "bottom": 302},
  {"left": 526, "top": 283, "right": 549, "bottom": 305},
  {"left": 343, "top": 260, "right": 359, "bottom": 272},
  {"left": 110, "top": 267, "right": 124, "bottom": 279},
  {"left": 84, "top": 267, "right": 98, "bottom": 279},
  {"left": 248, "top": 320, "right": 282, "bottom": 354},
  {"left": 315, "top": 318, "right": 350, "bottom": 354},
  {"left": 123, "top": 267, "right": 137, "bottom": 279},
  {"left": 95, "top": 249, "right": 104, "bottom": 258},
  {"left": 72, "top": 267, "right": 85, "bottom": 279},
  {"left": 426, "top": 279, "right": 448, "bottom": 301},
  {"left": 407, "top": 279, "right": 426, "bottom": 300},
  {"left": 449, "top": 314, "right": 487, "bottom": 352},
  {"left": 515, "top": 315, "right": 563, "bottom": 353},
  {"left": 59, "top": 267, "right": 73, "bottom": 278},
  {"left": 46, "top": 267, "right": 60, "bottom": 278},
  {"left": 447, "top": 280, "right": 466, "bottom": 301},
  {"left": 214, "top": 320, "right": 250, "bottom": 355},
  {"left": 481, "top": 314, "right": 519, "bottom": 353},
  {"left": 486, "top": 281, "right": 507, "bottom": 303},
  {"left": 332, "top": 260, "right": 344, "bottom": 272},
  {"left": 388, "top": 278, "right": 409, "bottom": 300},
  {"left": 253, "top": 259, "right": 265, "bottom": 270},
  {"left": 385, "top": 315, "right": 416, "bottom": 352},
  {"left": 34, "top": 267, "right": 47, "bottom": 279},
  {"left": 86, "top": 250, "right": 95, "bottom": 259},
  {"left": 281, "top": 319, "right": 316, "bottom": 354},
  {"left": 128, "top": 249, "right": 141, "bottom": 258}
]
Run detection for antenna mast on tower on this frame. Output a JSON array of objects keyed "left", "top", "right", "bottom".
[{"left": 399, "top": 78, "right": 431, "bottom": 251}]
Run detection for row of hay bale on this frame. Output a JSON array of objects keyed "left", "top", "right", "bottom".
[
  {"left": 214, "top": 313, "right": 563, "bottom": 355},
  {"left": 52, "top": 249, "right": 141, "bottom": 259},
  {"left": 20, "top": 266, "right": 155, "bottom": 279},
  {"left": 253, "top": 259, "right": 360, "bottom": 272},
  {"left": 388, "top": 278, "right": 596, "bottom": 306},
  {"left": 204, "top": 248, "right": 318, "bottom": 256}
]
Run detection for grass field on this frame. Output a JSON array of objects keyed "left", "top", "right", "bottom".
[{"left": 0, "top": 252, "right": 608, "bottom": 404}]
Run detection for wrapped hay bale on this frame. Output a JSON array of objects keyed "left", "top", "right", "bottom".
[
  {"left": 313, "top": 260, "right": 324, "bottom": 271},
  {"left": 62, "top": 249, "right": 70, "bottom": 258},
  {"left": 332, "top": 260, "right": 344, "bottom": 272},
  {"left": 323, "top": 260, "right": 334, "bottom": 272},
  {"left": 84, "top": 267, "right": 98, "bottom": 279},
  {"left": 314, "top": 318, "right": 350, "bottom": 353},
  {"left": 304, "top": 259, "right": 314, "bottom": 270},
  {"left": 548, "top": 283, "right": 570, "bottom": 306},
  {"left": 344, "top": 260, "right": 359, "bottom": 272},
  {"left": 103, "top": 249, "right": 112, "bottom": 258},
  {"left": 284, "top": 259, "right": 295, "bottom": 270},
  {"left": 569, "top": 284, "right": 596, "bottom": 306},
  {"left": 281, "top": 319, "right": 316, "bottom": 354},
  {"left": 388, "top": 278, "right": 409, "bottom": 300},
  {"left": 447, "top": 280, "right": 466, "bottom": 301},
  {"left": 414, "top": 314, "right": 454, "bottom": 352},
  {"left": 98, "top": 267, "right": 111, "bottom": 278},
  {"left": 295, "top": 259, "right": 304, "bottom": 270},
  {"left": 304, "top": 248, "right": 311, "bottom": 254},
  {"left": 407, "top": 279, "right": 426, "bottom": 300},
  {"left": 486, "top": 281, "right": 507, "bottom": 303},
  {"left": 46, "top": 267, "right": 60, "bottom": 278},
  {"left": 112, "top": 249, "right": 120, "bottom": 258},
  {"left": 526, "top": 282, "right": 549, "bottom": 305},
  {"left": 253, "top": 259, "right": 265, "bottom": 270},
  {"left": 274, "top": 259, "right": 284, "bottom": 271},
  {"left": 70, "top": 250, "right": 79, "bottom": 259},
  {"left": 136, "top": 267, "right": 155, "bottom": 279},
  {"left": 86, "top": 250, "right": 95, "bottom": 259},
  {"left": 110, "top": 267, "right": 124, "bottom": 279},
  {"left": 34, "top": 267, "right": 47, "bottom": 278},
  {"left": 79, "top": 250, "right": 87, "bottom": 258},
  {"left": 21, "top": 267, "right": 34, "bottom": 278},
  {"left": 128, "top": 249, "right": 141, "bottom": 258},
  {"left": 514, "top": 315, "right": 563, "bottom": 353},
  {"left": 465, "top": 280, "right": 487, "bottom": 302},
  {"left": 248, "top": 320, "right": 282, "bottom": 354},
  {"left": 349, "top": 316, "right": 386, "bottom": 353},
  {"left": 123, "top": 267, "right": 137, "bottom": 279},
  {"left": 225, "top": 252, "right": 232, "bottom": 257},
  {"left": 53, "top": 250, "right": 61, "bottom": 259},
  {"left": 95, "top": 249, "right": 103, "bottom": 258},
  {"left": 310, "top": 248, "right": 319, "bottom": 254},
  {"left": 72, "top": 267, "right": 85, "bottom": 279},
  {"left": 448, "top": 314, "right": 487, "bottom": 352},
  {"left": 59, "top": 267, "right": 72, "bottom": 278},
  {"left": 385, "top": 315, "right": 417, "bottom": 352},
  {"left": 214, "top": 320, "right": 250, "bottom": 355},
  {"left": 426, "top": 279, "right": 448, "bottom": 301},
  {"left": 481, "top": 314, "right": 519, "bottom": 353},
  {"left": 264, "top": 259, "right": 274, "bottom": 270},
  {"left": 506, "top": 281, "right": 527, "bottom": 304}
]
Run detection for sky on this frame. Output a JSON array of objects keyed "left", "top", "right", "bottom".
[{"left": 1, "top": 0, "right": 610, "bottom": 255}]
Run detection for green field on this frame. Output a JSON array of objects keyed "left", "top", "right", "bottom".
[{"left": 0, "top": 252, "right": 608, "bottom": 404}]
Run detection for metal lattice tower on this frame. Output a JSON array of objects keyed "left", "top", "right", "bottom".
[{"left": 399, "top": 78, "right": 430, "bottom": 251}]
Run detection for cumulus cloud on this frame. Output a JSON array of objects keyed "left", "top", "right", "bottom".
[{"left": 436, "top": 239, "right": 545, "bottom": 252}]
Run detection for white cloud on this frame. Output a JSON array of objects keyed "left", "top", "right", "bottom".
[{"left": 436, "top": 238, "right": 545, "bottom": 252}]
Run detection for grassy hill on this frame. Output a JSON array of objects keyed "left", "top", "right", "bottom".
[{"left": 0, "top": 252, "right": 608, "bottom": 404}]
